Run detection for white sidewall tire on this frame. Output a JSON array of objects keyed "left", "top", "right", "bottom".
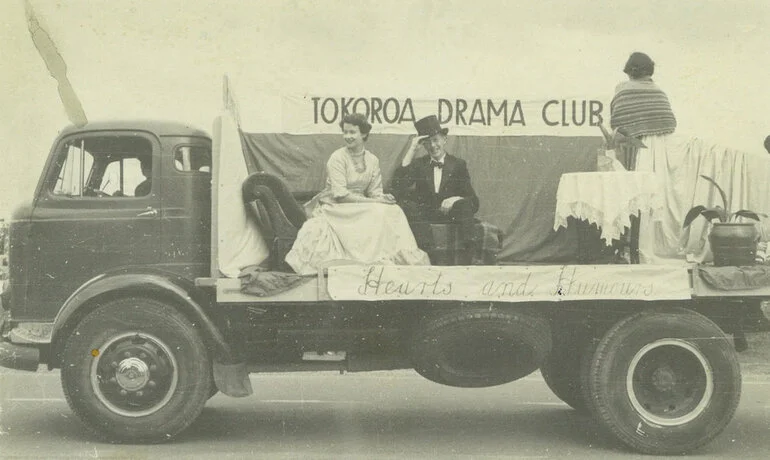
[{"left": 586, "top": 308, "right": 741, "bottom": 455}]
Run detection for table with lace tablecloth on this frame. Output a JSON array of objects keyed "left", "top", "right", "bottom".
[{"left": 553, "top": 171, "right": 662, "bottom": 263}]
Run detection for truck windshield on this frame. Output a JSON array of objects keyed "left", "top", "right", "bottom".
[{"left": 53, "top": 141, "right": 94, "bottom": 197}]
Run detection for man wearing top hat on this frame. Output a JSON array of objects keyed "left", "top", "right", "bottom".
[{"left": 392, "top": 115, "right": 480, "bottom": 258}]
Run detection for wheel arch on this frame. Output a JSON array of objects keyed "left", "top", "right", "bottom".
[
  {"left": 49, "top": 270, "right": 234, "bottom": 369},
  {"left": 627, "top": 302, "right": 745, "bottom": 349},
  {"left": 547, "top": 300, "right": 742, "bottom": 345}
]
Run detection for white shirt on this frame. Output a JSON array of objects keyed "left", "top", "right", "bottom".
[{"left": 431, "top": 153, "right": 446, "bottom": 194}]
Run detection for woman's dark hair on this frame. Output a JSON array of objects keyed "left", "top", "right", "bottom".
[
  {"left": 339, "top": 113, "right": 372, "bottom": 141},
  {"left": 623, "top": 52, "right": 655, "bottom": 79}
]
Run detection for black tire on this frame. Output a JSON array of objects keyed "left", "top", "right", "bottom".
[
  {"left": 411, "top": 307, "right": 551, "bottom": 388},
  {"left": 586, "top": 308, "right": 741, "bottom": 455},
  {"left": 578, "top": 338, "right": 599, "bottom": 417},
  {"left": 208, "top": 371, "right": 219, "bottom": 400},
  {"left": 541, "top": 333, "right": 596, "bottom": 413},
  {"left": 61, "top": 297, "right": 212, "bottom": 443}
]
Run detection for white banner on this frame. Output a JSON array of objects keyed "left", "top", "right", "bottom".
[
  {"left": 282, "top": 95, "right": 607, "bottom": 136},
  {"left": 327, "top": 265, "right": 691, "bottom": 302}
]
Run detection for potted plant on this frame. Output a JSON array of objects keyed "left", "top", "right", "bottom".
[{"left": 683, "top": 175, "right": 762, "bottom": 266}]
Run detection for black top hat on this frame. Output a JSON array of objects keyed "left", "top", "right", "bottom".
[{"left": 414, "top": 115, "right": 449, "bottom": 137}]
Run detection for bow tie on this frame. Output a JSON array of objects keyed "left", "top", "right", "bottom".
[{"left": 430, "top": 160, "right": 444, "bottom": 169}]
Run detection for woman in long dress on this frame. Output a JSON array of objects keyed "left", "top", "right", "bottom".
[
  {"left": 285, "top": 113, "right": 431, "bottom": 275},
  {"left": 610, "top": 51, "right": 682, "bottom": 263}
]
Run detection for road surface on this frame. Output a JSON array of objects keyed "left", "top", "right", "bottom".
[{"left": 1, "top": 367, "right": 769, "bottom": 458}]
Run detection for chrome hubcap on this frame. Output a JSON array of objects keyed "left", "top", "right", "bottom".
[
  {"left": 116, "top": 357, "right": 150, "bottom": 391},
  {"left": 90, "top": 332, "right": 178, "bottom": 417}
]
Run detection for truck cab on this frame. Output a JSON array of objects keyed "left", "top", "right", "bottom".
[{"left": 2, "top": 121, "right": 212, "bottom": 359}]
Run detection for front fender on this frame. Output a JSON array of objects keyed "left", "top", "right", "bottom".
[{"left": 50, "top": 269, "right": 235, "bottom": 367}]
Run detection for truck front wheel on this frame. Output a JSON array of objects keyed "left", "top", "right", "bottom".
[
  {"left": 586, "top": 308, "right": 741, "bottom": 455},
  {"left": 61, "top": 297, "right": 212, "bottom": 443}
]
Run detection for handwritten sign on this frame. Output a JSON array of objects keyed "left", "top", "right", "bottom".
[{"left": 326, "top": 265, "right": 691, "bottom": 302}]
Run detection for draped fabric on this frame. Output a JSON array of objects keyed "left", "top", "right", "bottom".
[
  {"left": 697, "top": 265, "right": 770, "bottom": 291},
  {"left": 554, "top": 171, "right": 662, "bottom": 244},
  {"left": 213, "top": 113, "right": 269, "bottom": 277},
  {"left": 238, "top": 131, "right": 770, "bottom": 266},
  {"left": 240, "top": 133, "right": 602, "bottom": 264},
  {"left": 635, "top": 134, "right": 770, "bottom": 264}
]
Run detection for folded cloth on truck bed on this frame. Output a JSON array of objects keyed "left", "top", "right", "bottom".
[
  {"left": 697, "top": 265, "right": 770, "bottom": 291},
  {"left": 239, "top": 265, "right": 311, "bottom": 297}
]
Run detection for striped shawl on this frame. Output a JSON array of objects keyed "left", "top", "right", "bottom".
[{"left": 610, "top": 78, "right": 677, "bottom": 138}]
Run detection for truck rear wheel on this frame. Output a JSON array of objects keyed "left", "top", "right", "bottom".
[
  {"left": 61, "top": 297, "right": 212, "bottom": 443},
  {"left": 586, "top": 308, "right": 741, "bottom": 455},
  {"left": 411, "top": 307, "right": 551, "bottom": 388}
]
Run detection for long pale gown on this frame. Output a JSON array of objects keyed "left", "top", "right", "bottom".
[
  {"left": 611, "top": 77, "right": 682, "bottom": 264},
  {"left": 285, "top": 147, "right": 431, "bottom": 275}
]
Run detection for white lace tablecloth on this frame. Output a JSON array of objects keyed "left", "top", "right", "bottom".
[{"left": 553, "top": 171, "right": 662, "bottom": 245}]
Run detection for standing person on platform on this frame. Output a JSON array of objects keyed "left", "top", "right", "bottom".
[
  {"left": 392, "top": 115, "right": 480, "bottom": 264},
  {"left": 610, "top": 51, "right": 677, "bottom": 170},
  {"left": 610, "top": 51, "right": 680, "bottom": 263},
  {"left": 285, "top": 113, "right": 430, "bottom": 275}
]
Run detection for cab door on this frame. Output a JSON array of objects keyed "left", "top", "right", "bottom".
[
  {"left": 23, "top": 132, "right": 161, "bottom": 321},
  {"left": 157, "top": 137, "right": 212, "bottom": 279}
]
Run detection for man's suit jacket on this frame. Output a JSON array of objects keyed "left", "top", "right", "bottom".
[{"left": 392, "top": 153, "right": 479, "bottom": 215}]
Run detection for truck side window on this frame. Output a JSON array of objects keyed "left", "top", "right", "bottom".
[
  {"left": 174, "top": 146, "right": 211, "bottom": 173},
  {"left": 50, "top": 136, "right": 153, "bottom": 198}
]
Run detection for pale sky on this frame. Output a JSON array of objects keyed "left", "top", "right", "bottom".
[{"left": 1, "top": 0, "right": 769, "bottom": 216}]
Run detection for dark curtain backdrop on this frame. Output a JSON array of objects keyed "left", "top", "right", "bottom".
[{"left": 240, "top": 132, "right": 603, "bottom": 263}]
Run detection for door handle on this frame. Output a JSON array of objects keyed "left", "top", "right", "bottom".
[{"left": 137, "top": 207, "right": 158, "bottom": 217}]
